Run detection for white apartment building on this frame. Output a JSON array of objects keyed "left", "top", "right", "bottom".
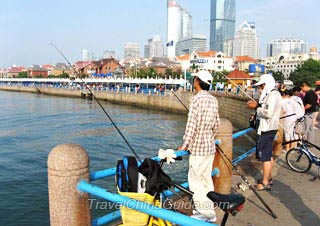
[
  {"left": 267, "top": 39, "right": 306, "bottom": 57},
  {"left": 173, "top": 50, "right": 234, "bottom": 72},
  {"left": 261, "top": 53, "right": 309, "bottom": 79},
  {"left": 233, "top": 21, "right": 259, "bottom": 59}
]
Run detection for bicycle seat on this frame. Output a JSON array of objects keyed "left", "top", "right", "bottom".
[{"left": 207, "top": 191, "right": 245, "bottom": 212}]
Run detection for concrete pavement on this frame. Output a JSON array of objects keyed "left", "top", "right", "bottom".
[{"left": 219, "top": 127, "right": 320, "bottom": 226}]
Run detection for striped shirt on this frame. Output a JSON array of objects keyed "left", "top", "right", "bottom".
[{"left": 182, "top": 90, "right": 220, "bottom": 156}]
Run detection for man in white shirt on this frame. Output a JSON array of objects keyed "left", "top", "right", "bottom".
[{"left": 247, "top": 74, "right": 282, "bottom": 190}]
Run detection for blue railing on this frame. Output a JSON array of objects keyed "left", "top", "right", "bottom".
[{"left": 79, "top": 127, "right": 255, "bottom": 226}]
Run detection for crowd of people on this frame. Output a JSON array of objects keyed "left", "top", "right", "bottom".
[{"left": 178, "top": 70, "right": 319, "bottom": 222}]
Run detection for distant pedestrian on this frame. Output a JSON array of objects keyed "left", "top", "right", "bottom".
[
  {"left": 227, "top": 83, "right": 232, "bottom": 93},
  {"left": 236, "top": 84, "right": 240, "bottom": 94},
  {"left": 289, "top": 87, "right": 305, "bottom": 141},
  {"left": 300, "top": 81, "right": 318, "bottom": 143},
  {"left": 280, "top": 89, "right": 297, "bottom": 151}
]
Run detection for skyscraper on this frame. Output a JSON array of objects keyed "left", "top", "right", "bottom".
[
  {"left": 123, "top": 43, "right": 140, "bottom": 60},
  {"left": 267, "top": 39, "right": 307, "bottom": 57},
  {"left": 176, "top": 35, "right": 206, "bottom": 56},
  {"left": 182, "top": 9, "right": 192, "bottom": 38},
  {"left": 103, "top": 50, "right": 116, "bottom": 59},
  {"left": 210, "top": 0, "right": 236, "bottom": 52},
  {"left": 233, "top": 21, "right": 259, "bottom": 58},
  {"left": 167, "top": 0, "right": 192, "bottom": 58},
  {"left": 144, "top": 35, "right": 164, "bottom": 58}
]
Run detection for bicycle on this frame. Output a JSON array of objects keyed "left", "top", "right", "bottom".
[{"left": 285, "top": 133, "right": 320, "bottom": 179}]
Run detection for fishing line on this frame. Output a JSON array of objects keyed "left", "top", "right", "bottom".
[
  {"left": 214, "top": 71, "right": 256, "bottom": 102},
  {"left": 50, "top": 43, "right": 141, "bottom": 162},
  {"left": 215, "top": 71, "right": 294, "bottom": 137}
]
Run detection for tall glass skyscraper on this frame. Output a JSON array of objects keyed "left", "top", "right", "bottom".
[
  {"left": 167, "top": 0, "right": 192, "bottom": 58},
  {"left": 210, "top": 0, "right": 236, "bottom": 52}
]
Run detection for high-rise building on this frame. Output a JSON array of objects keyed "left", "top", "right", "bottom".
[
  {"left": 267, "top": 39, "right": 307, "bottom": 57},
  {"left": 223, "top": 39, "right": 233, "bottom": 57},
  {"left": 103, "top": 50, "right": 116, "bottom": 59},
  {"left": 124, "top": 43, "right": 140, "bottom": 60},
  {"left": 233, "top": 21, "right": 259, "bottom": 58},
  {"left": 144, "top": 40, "right": 151, "bottom": 58},
  {"left": 176, "top": 35, "right": 207, "bottom": 56},
  {"left": 182, "top": 9, "right": 192, "bottom": 38},
  {"left": 210, "top": 0, "right": 236, "bottom": 52},
  {"left": 145, "top": 34, "right": 164, "bottom": 58},
  {"left": 167, "top": 0, "right": 192, "bottom": 58},
  {"left": 82, "top": 49, "right": 89, "bottom": 61}
]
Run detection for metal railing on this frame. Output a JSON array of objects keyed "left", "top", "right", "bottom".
[{"left": 78, "top": 127, "right": 255, "bottom": 226}]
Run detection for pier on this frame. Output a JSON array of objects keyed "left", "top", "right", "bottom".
[{"left": 47, "top": 122, "right": 320, "bottom": 226}]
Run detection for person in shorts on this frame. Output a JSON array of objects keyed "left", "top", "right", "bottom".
[{"left": 247, "top": 74, "right": 282, "bottom": 190}]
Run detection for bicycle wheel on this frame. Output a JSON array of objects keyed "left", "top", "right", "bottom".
[{"left": 286, "top": 148, "right": 312, "bottom": 173}]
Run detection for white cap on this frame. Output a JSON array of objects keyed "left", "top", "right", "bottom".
[
  {"left": 192, "top": 70, "right": 213, "bottom": 85},
  {"left": 253, "top": 73, "right": 275, "bottom": 87}
]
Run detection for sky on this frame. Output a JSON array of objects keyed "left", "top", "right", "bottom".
[{"left": 0, "top": 0, "right": 319, "bottom": 68}]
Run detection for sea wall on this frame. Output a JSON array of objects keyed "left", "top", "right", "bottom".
[{"left": 0, "top": 85, "right": 255, "bottom": 128}]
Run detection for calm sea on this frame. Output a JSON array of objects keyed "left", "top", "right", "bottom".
[{"left": 0, "top": 90, "right": 254, "bottom": 225}]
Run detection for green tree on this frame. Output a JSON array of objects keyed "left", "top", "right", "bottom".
[
  {"left": 148, "top": 68, "right": 157, "bottom": 78},
  {"left": 165, "top": 68, "right": 173, "bottom": 78},
  {"left": 59, "top": 72, "right": 69, "bottom": 78},
  {"left": 18, "top": 71, "right": 28, "bottom": 78},
  {"left": 137, "top": 68, "right": 148, "bottom": 78},
  {"left": 173, "top": 68, "right": 182, "bottom": 79},
  {"left": 289, "top": 59, "right": 320, "bottom": 86},
  {"left": 268, "top": 70, "right": 285, "bottom": 82}
]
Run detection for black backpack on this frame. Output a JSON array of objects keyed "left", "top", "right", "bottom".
[
  {"left": 116, "top": 156, "right": 140, "bottom": 192},
  {"left": 138, "top": 158, "right": 173, "bottom": 195}
]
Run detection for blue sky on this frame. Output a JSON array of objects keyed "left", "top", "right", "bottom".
[{"left": 0, "top": 0, "right": 319, "bottom": 67}]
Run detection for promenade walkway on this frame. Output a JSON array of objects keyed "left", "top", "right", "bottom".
[{"left": 222, "top": 127, "right": 320, "bottom": 226}]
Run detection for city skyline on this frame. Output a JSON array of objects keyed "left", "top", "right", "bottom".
[{"left": 0, "top": 0, "right": 319, "bottom": 67}]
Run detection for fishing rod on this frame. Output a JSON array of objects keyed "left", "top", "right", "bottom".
[
  {"left": 171, "top": 89, "right": 250, "bottom": 132},
  {"left": 216, "top": 145, "right": 277, "bottom": 219},
  {"left": 216, "top": 71, "right": 294, "bottom": 138},
  {"left": 214, "top": 71, "right": 256, "bottom": 102},
  {"left": 170, "top": 90, "right": 189, "bottom": 112},
  {"left": 50, "top": 43, "right": 141, "bottom": 162},
  {"left": 171, "top": 89, "right": 277, "bottom": 219}
]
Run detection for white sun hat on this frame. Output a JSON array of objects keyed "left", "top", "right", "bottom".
[{"left": 192, "top": 70, "right": 213, "bottom": 85}]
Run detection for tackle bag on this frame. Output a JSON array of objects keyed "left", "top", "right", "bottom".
[
  {"left": 138, "top": 158, "right": 173, "bottom": 195},
  {"left": 116, "top": 156, "right": 146, "bottom": 193}
]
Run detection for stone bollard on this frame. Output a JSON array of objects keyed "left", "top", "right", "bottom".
[
  {"left": 48, "top": 144, "right": 91, "bottom": 226},
  {"left": 213, "top": 119, "right": 233, "bottom": 194}
]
